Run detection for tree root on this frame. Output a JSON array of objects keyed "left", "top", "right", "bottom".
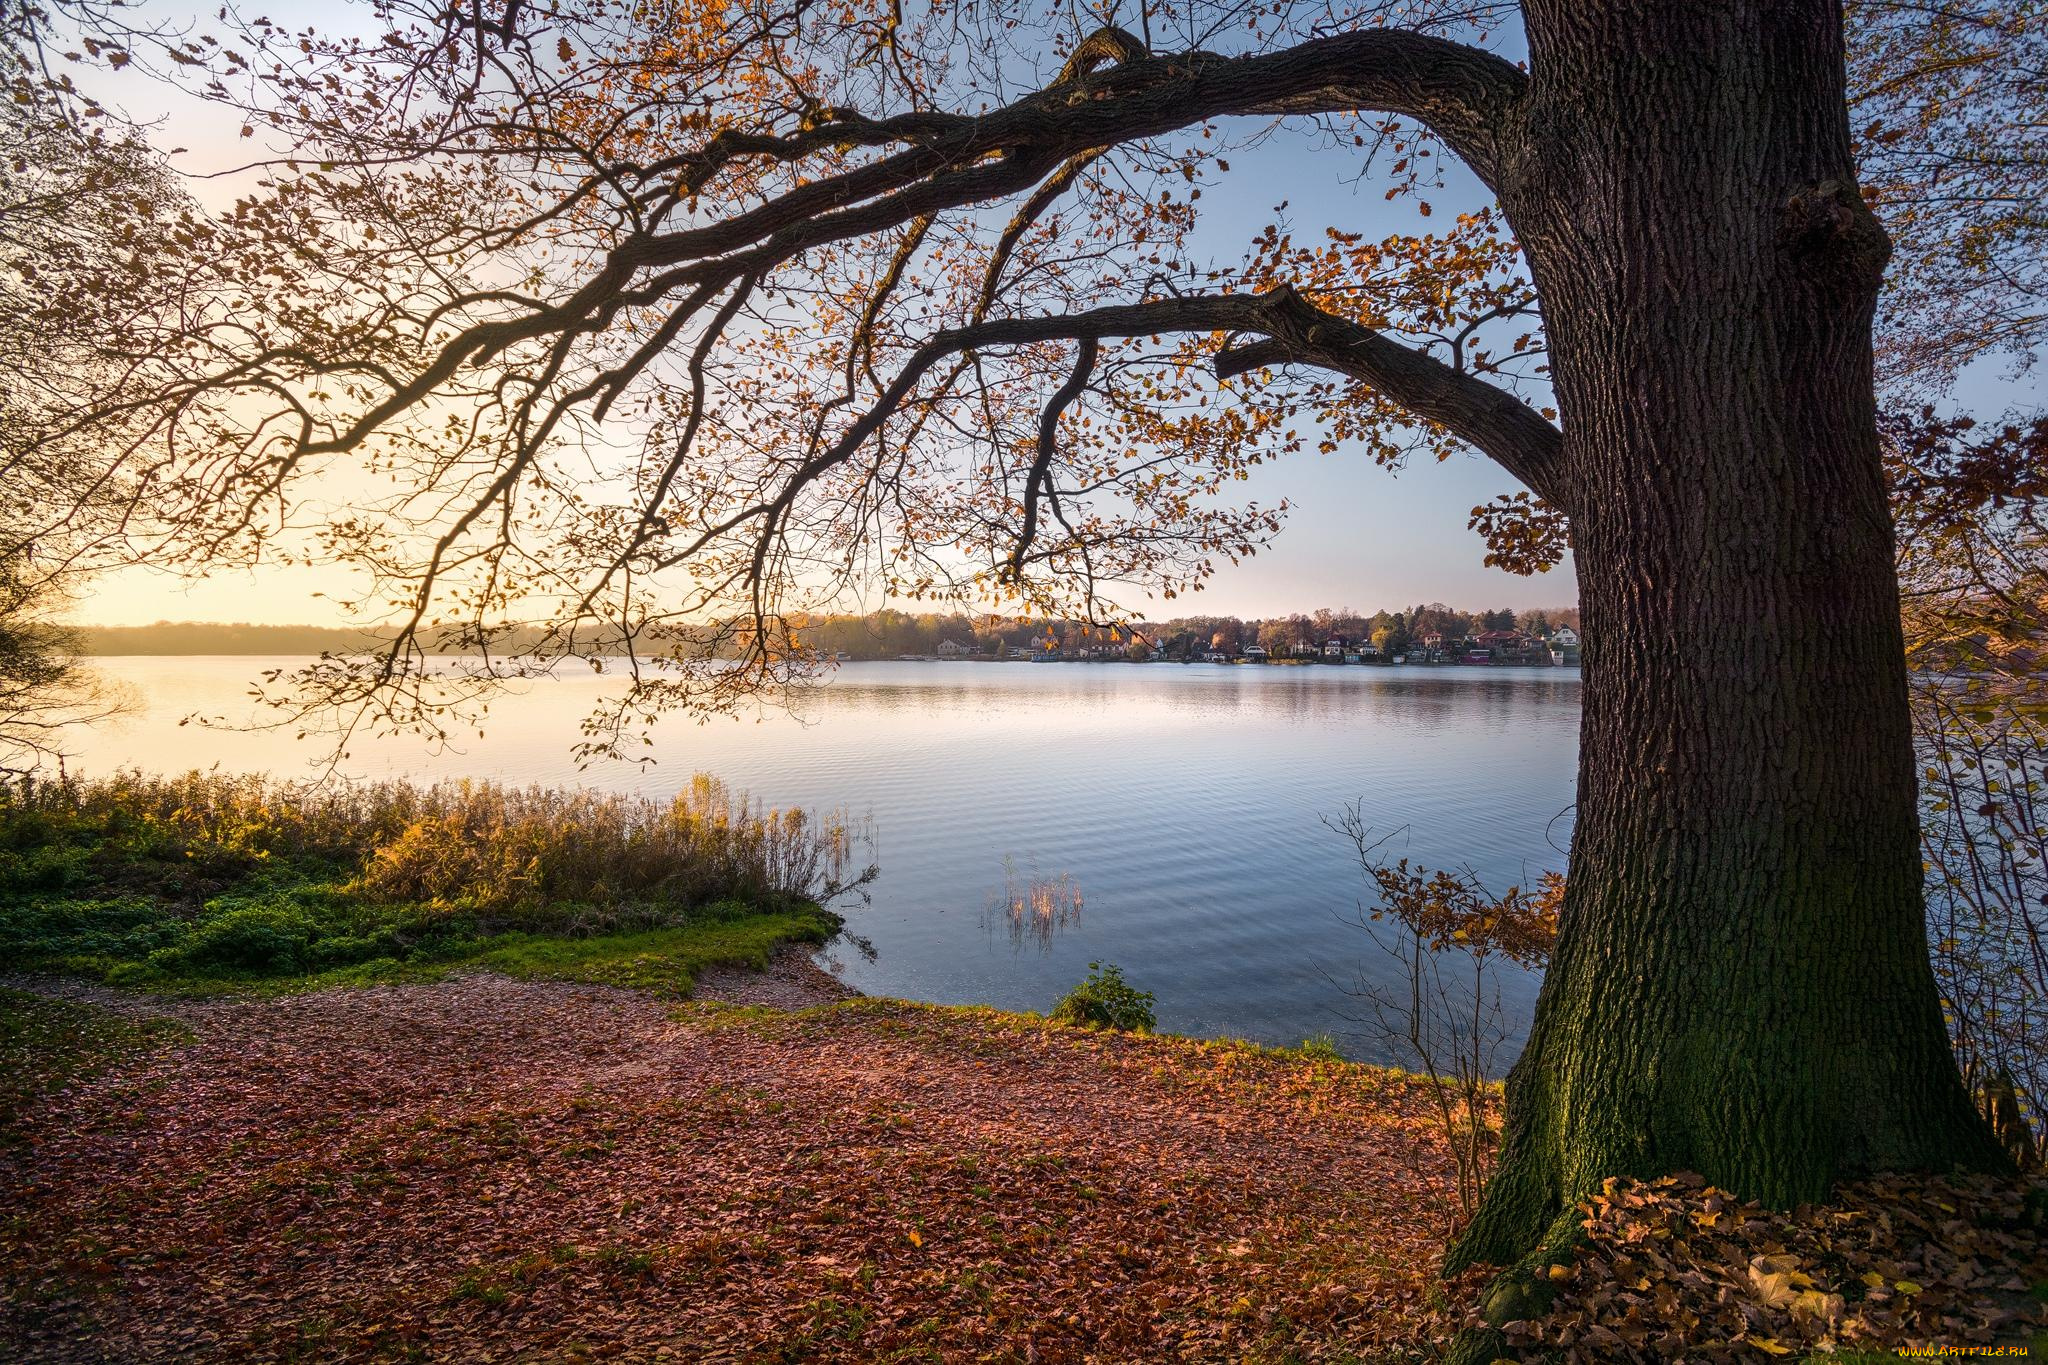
[{"left": 1440, "top": 1210, "right": 1585, "bottom": 1364}]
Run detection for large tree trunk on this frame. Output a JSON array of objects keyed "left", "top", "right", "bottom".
[{"left": 1451, "top": 0, "right": 2004, "bottom": 1271}]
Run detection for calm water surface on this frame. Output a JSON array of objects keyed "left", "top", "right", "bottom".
[{"left": 69, "top": 658, "right": 1580, "bottom": 1061}]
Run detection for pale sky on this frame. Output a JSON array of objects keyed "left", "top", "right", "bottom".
[{"left": 69, "top": 5, "right": 2039, "bottom": 628}]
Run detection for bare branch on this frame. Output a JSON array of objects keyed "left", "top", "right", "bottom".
[{"left": 1008, "top": 337, "right": 1100, "bottom": 584}]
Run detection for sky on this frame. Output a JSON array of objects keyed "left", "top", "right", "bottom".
[
  {"left": 67, "top": 3, "right": 2041, "bottom": 628},
  {"left": 83, "top": 143, "right": 1577, "bottom": 626}
]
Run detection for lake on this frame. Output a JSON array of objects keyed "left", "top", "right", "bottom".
[{"left": 64, "top": 657, "right": 1581, "bottom": 1062}]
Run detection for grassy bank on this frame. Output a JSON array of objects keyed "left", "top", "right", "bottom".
[{"left": 0, "top": 771, "right": 863, "bottom": 996}]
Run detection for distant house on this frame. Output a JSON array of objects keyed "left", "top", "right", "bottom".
[
  {"left": 1473, "top": 629, "right": 1520, "bottom": 647},
  {"left": 1474, "top": 629, "right": 1536, "bottom": 663},
  {"left": 936, "top": 638, "right": 968, "bottom": 658},
  {"left": 1321, "top": 637, "right": 1348, "bottom": 661},
  {"left": 1421, "top": 629, "right": 1469, "bottom": 662},
  {"left": 1551, "top": 625, "right": 1580, "bottom": 648},
  {"left": 1292, "top": 638, "right": 1317, "bottom": 659},
  {"left": 1243, "top": 644, "right": 1269, "bottom": 662}
]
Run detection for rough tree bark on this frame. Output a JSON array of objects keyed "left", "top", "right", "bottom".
[{"left": 1448, "top": 0, "right": 2005, "bottom": 1272}]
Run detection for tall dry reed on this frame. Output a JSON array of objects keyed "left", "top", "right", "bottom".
[{"left": 6, "top": 770, "right": 873, "bottom": 929}]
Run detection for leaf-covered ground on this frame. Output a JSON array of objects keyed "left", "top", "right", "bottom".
[
  {"left": 0, "top": 988, "right": 190, "bottom": 1152},
  {"left": 1515, "top": 1171, "right": 2048, "bottom": 1363},
  {"left": 0, "top": 974, "right": 1478, "bottom": 1363}
]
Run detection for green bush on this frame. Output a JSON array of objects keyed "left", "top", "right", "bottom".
[
  {"left": 1049, "top": 961, "right": 1156, "bottom": 1033},
  {"left": 0, "top": 843, "right": 88, "bottom": 893},
  {"left": 150, "top": 903, "right": 326, "bottom": 974},
  {"left": 0, "top": 895, "right": 183, "bottom": 962},
  {"left": 143, "top": 894, "right": 416, "bottom": 976}
]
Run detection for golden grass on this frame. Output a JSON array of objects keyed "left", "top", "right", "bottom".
[{"left": 7, "top": 769, "right": 873, "bottom": 929}]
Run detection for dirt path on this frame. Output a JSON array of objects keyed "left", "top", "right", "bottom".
[{"left": 0, "top": 974, "right": 1467, "bottom": 1363}]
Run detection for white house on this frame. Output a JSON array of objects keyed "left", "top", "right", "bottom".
[{"left": 1551, "top": 625, "right": 1580, "bottom": 647}]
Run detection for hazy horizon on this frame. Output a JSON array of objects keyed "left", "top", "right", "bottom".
[{"left": 69, "top": 599, "right": 1585, "bottom": 635}]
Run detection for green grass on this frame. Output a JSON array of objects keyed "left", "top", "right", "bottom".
[
  {"left": 0, "top": 987, "right": 189, "bottom": 1144},
  {"left": 65, "top": 905, "right": 841, "bottom": 1000},
  {"left": 0, "top": 770, "right": 854, "bottom": 998},
  {"left": 299, "top": 910, "right": 843, "bottom": 997}
]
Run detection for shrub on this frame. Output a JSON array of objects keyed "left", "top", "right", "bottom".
[
  {"left": 151, "top": 903, "right": 327, "bottom": 974},
  {"left": 0, "top": 895, "right": 182, "bottom": 963},
  {"left": 0, "top": 843, "right": 87, "bottom": 893},
  {"left": 1049, "top": 961, "right": 1155, "bottom": 1032},
  {"left": 1330, "top": 802, "right": 1560, "bottom": 1232},
  {"left": 146, "top": 898, "right": 413, "bottom": 977},
  {"left": 1916, "top": 690, "right": 2048, "bottom": 1166}
]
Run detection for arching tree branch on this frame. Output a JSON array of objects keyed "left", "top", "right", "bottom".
[
  {"left": 809, "top": 286, "right": 1562, "bottom": 505},
  {"left": 1216, "top": 286, "right": 1564, "bottom": 501},
  {"left": 177, "top": 24, "right": 1531, "bottom": 491}
]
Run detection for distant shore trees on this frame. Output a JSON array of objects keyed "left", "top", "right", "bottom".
[{"left": 71, "top": 605, "right": 1581, "bottom": 662}]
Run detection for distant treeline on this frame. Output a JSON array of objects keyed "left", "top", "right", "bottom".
[
  {"left": 75, "top": 604, "right": 1582, "bottom": 660},
  {"left": 75, "top": 622, "right": 390, "bottom": 656},
  {"left": 77, "top": 622, "right": 624, "bottom": 657},
  {"left": 788, "top": 604, "right": 1582, "bottom": 661}
]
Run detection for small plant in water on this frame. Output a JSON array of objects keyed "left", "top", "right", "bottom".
[
  {"left": 1049, "top": 961, "right": 1155, "bottom": 1032},
  {"left": 984, "top": 855, "right": 1083, "bottom": 952}
]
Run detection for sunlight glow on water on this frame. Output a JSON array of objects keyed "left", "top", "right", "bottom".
[{"left": 69, "top": 658, "right": 1580, "bottom": 1061}]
